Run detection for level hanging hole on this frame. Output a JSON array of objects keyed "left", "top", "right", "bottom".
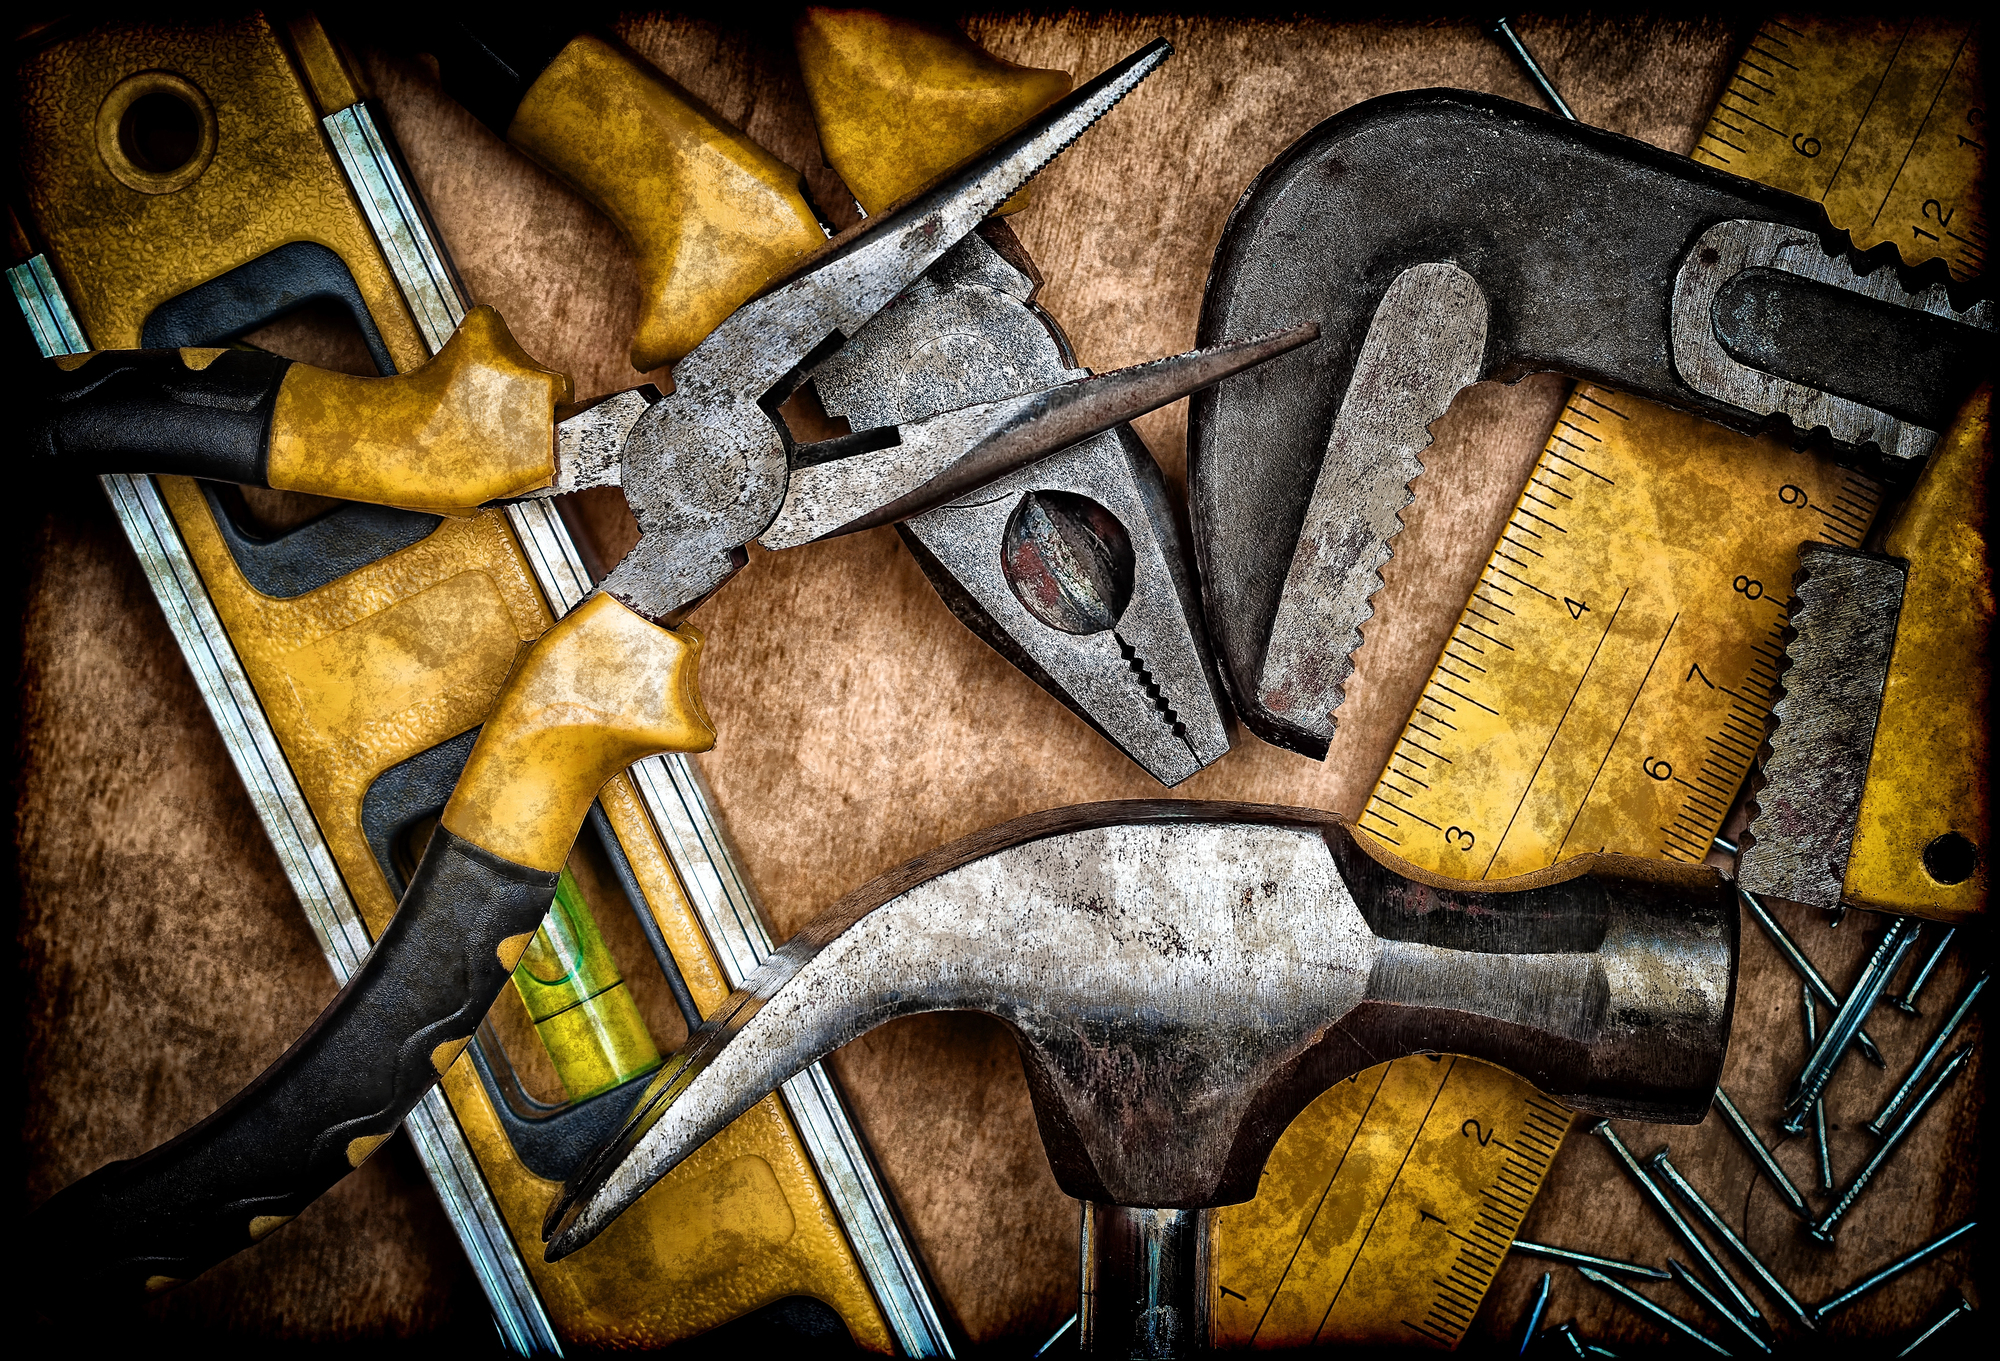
[{"left": 1921, "top": 832, "right": 1978, "bottom": 886}]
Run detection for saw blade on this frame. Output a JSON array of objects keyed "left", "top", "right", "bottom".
[{"left": 1739, "top": 543, "right": 1908, "bottom": 908}]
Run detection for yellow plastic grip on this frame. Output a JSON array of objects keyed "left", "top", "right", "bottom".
[
  {"left": 440, "top": 593, "right": 716, "bottom": 872},
  {"left": 505, "top": 33, "right": 825, "bottom": 373},
  {"left": 794, "top": 10, "right": 1072, "bottom": 217},
  {"left": 267, "top": 306, "right": 569, "bottom": 514}
]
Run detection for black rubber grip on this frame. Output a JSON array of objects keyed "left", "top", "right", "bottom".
[
  {"left": 25, "top": 828, "right": 558, "bottom": 1300},
  {"left": 28, "top": 348, "right": 292, "bottom": 484}
]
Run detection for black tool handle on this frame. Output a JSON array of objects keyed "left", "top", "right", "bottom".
[
  {"left": 26, "top": 829, "right": 557, "bottom": 1300},
  {"left": 28, "top": 348, "right": 292, "bottom": 484}
]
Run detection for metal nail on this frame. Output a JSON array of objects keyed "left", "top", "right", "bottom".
[
  {"left": 1801, "top": 984, "right": 1834, "bottom": 1191},
  {"left": 1869, "top": 972, "right": 1988, "bottom": 1135},
  {"left": 1577, "top": 1266, "right": 1732, "bottom": 1356},
  {"left": 1892, "top": 928, "right": 1956, "bottom": 1014},
  {"left": 1812, "top": 1221, "right": 1976, "bottom": 1323},
  {"left": 1488, "top": 17, "right": 1578, "bottom": 120},
  {"left": 1651, "top": 1150, "right": 1815, "bottom": 1330},
  {"left": 1712, "top": 1089, "right": 1811, "bottom": 1220},
  {"left": 1518, "top": 1271, "right": 1551, "bottom": 1355},
  {"left": 1033, "top": 1312, "right": 1077, "bottom": 1358},
  {"left": 1739, "top": 890, "right": 1885, "bottom": 1066},
  {"left": 1584, "top": 1347, "right": 1620, "bottom": 1359},
  {"left": 1783, "top": 917, "right": 1919, "bottom": 1129},
  {"left": 1809, "top": 1046, "right": 1975, "bottom": 1245},
  {"left": 1712, "top": 837, "right": 1737, "bottom": 856},
  {"left": 1511, "top": 1240, "right": 1671, "bottom": 1281},
  {"left": 1589, "top": 1122, "right": 1763, "bottom": 1325},
  {"left": 1897, "top": 1291, "right": 1974, "bottom": 1356},
  {"left": 1827, "top": 905, "right": 1847, "bottom": 929},
  {"left": 1669, "top": 1260, "right": 1771, "bottom": 1354},
  {"left": 1541, "top": 1322, "right": 1588, "bottom": 1358}
]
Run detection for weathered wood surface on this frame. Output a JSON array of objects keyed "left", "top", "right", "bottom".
[{"left": 14, "top": 10, "right": 1981, "bottom": 1348}]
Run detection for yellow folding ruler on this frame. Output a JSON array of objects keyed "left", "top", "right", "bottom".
[
  {"left": 1363, "top": 12, "right": 1982, "bottom": 878},
  {"left": 1213, "top": 1057, "right": 1571, "bottom": 1349},
  {"left": 1210, "top": 16, "right": 1982, "bottom": 1351}
]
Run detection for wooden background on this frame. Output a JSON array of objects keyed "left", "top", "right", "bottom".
[{"left": 12, "top": 8, "right": 1983, "bottom": 1351}]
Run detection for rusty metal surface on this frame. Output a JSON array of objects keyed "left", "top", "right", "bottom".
[{"left": 1740, "top": 545, "right": 1907, "bottom": 910}]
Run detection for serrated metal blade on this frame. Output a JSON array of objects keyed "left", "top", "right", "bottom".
[
  {"left": 1739, "top": 543, "right": 1907, "bottom": 909},
  {"left": 1254, "top": 263, "right": 1489, "bottom": 752}
]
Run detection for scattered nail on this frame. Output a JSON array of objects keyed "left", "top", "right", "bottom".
[
  {"left": 1032, "top": 1312, "right": 1077, "bottom": 1358},
  {"left": 1813, "top": 1222, "right": 1976, "bottom": 1324},
  {"left": 1783, "top": 917, "right": 1919, "bottom": 1130},
  {"left": 1810, "top": 1048, "right": 1975, "bottom": 1245},
  {"left": 1511, "top": 1240, "right": 1671, "bottom": 1281},
  {"left": 1577, "top": 1265, "right": 1732, "bottom": 1356},
  {"left": 1712, "top": 1089, "right": 1811, "bottom": 1220},
  {"left": 1518, "top": 1271, "right": 1551, "bottom": 1355},
  {"left": 1740, "top": 890, "right": 1885, "bottom": 1066},
  {"left": 1589, "top": 1123, "right": 1763, "bottom": 1325},
  {"left": 1488, "top": 16, "right": 1578, "bottom": 121},
  {"left": 1801, "top": 984, "right": 1834, "bottom": 1191},
  {"left": 1669, "top": 1260, "right": 1770, "bottom": 1354},
  {"left": 1869, "top": 973, "right": 1988, "bottom": 1136},
  {"left": 1651, "top": 1149, "right": 1814, "bottom": 1330},
  {"left": 1892, "top": 928, "right": 1956, "bottom": 1014},
  {"left": 1897, "top": 1291, "right": 1974, "bottom": 1356}
]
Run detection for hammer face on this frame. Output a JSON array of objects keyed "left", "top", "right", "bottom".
[{"left": 547, "top": 803, "right": 1735, "bottom": 1255}]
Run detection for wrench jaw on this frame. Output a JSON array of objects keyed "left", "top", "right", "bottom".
[{"left": 811, "top": 232, "right": 1232, "bottom": 786}]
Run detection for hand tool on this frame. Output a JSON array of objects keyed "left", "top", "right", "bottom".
[
  {"left": 1670, "top": 1259, "right": 1770, "bottom": 1355},
  {"left": 10, "top": 14, "right": 1006, "bottom": 1342},
  {"left": 1810, "top": 1219, "right": 1975, "bottom": 1324},
  {"left": 1589, "top": 1122, "right": 1762, "bottom": 1326},
  {"left": 12, "top": 13, "right": 904, "bottom": 1347},
  {"left": 1736, "top": 887, "right": 1884, "bottom": 1065},
  {"left": 1800, "top": 984, "right": 1834, "bottom": 1190},
  {"left": 1867, "top": 971, "right": 1987, "bottom": 1135},
  {"left": 1783, "top": 916, "right": 1918, "bottom": 1130},
  {"left": 1808, "top": 1045, "right": 1974, "bottom": 1244},
  {"left": 1711, "top": 1088, "right": 1811, "bottom": 1221},
  {"left": 1511, "top": 1242, "right": 1671, "bottom": 1282},
  {"left": 1739, "top": 387, "right": 1989, "bottom": 922},
  {"left": 1519, "top": 1270, "right": 1553, "bottom": 1353},
  {"left": 1893, "top": 928, "right": 1958, "bottom": 1013},
  {"left": 543, "top": 801, "right": 1738, "bottom": 1355},
  {"left": 23, "top": 42, "right": 1320, "bottom": 1305},
  {"left": 793, "top": 9, "right": 1230, "bottom": 786},
  {"left": 1650, "top": 1149, "right": 1814, "bottom": 1330},
  {"left": 1575, "top": 1265, "right": 1731, "bottom": 1356},
  {"left": 1190, "top": 86, "right": 1992, "bottom": 762},
  {"left": 1340, "top": 15, "right": 1987, "bottom": 890},
  {"left": 1898, "top": 1292, "right": 1973, "bottom": 1357}
]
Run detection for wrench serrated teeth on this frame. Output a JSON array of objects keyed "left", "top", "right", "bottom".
[{"left": 1738, "top": 544, "right": 1906, "bottom": 909}]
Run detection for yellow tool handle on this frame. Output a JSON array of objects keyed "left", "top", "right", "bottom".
[
  {"left": 441, "top": 592, "right": 717, "bottom": 871},
  {"left": 505, "top": 34, "right": 825, "bottom": 372},
  {"left": 269, "top": 305, "right": 570, "bottom": 513}
]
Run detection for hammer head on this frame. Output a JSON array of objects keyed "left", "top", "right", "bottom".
[
  {"left": 1189, "top": 91, "right": 1994, "bottom": 756},
  {"left": 545, "top": 802, "right": 1734, "bottom": 1257}
]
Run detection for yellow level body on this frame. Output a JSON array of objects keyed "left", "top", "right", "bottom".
[{"left": 1225, "top": 16, "right": 1983, "bottom": 1347}]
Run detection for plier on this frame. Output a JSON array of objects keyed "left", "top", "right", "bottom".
[{"left": 26, "top": 39, "right": 1315, "bottom": 1298}]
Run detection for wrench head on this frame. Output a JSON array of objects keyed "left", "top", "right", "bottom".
[{"left": 1189, "top": 89, "right": 1992, "bottom": 756}]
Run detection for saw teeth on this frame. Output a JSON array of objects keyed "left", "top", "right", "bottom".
[{"left": 1738, "top": 544, "right": 1906, "bottom": 909}]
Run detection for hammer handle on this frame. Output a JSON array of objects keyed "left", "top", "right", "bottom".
[{"left": 28, "top": 595, "right": 715, "bottom": 1300}]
